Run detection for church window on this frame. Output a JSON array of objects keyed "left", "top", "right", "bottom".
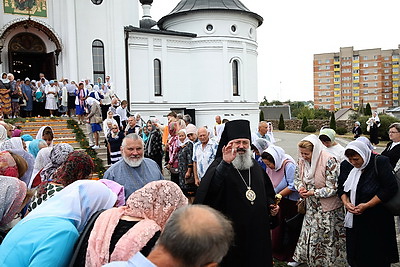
[
  {"left": 154, "top": 59, "right": 162, "bottom": 96},
  {"left": 92, "top": 40, "right": 105, "bottom": 82},
  {"left": 206, "top": 24, "right": 213, "bottom": 32},
  {"left": 231, "top": 25, "right": 237, "bottom": 32},
  {"left": 91, "top": 0, "right": 103, "bottom": 5},
  {"left": 232, "top": 59, "right": 239, "bottom": 96}
]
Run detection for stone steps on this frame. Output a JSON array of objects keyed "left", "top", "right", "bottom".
[{"left": 14, "top": 116, "right": 107, "bottom": 176}]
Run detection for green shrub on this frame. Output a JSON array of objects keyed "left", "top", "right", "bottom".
[
  {"left": 377, "top": 115, "right": 400, "bottom": 141},
  {"left": 329, "top": 112, "right": 336, "bottom": 130},
  {"left": 336, "top": 127, "right": 347, "bottom": 135},
  {"left": 365, "top": 103, "right": 372, "bottom": 116},
  {"left": 278, "top": 113, "right": 285, "bottom": 130},
  {"left": 301, "top": 117, "right": 309, "bottom": 131},
  {"left": 304, "top": 125, "right": 316, "bottom": 132},
  {"left": 259, "top": 110, "right": 264, "bottom": 122},
  {"left": 354, "top": 115, "right": 399, "bottom": 141}
]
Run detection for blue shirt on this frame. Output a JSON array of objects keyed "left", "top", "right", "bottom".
[
  {"left": 103, "top": 157, "right": 164, "bottom": 199},
  {"left": 192, "top": 139, "right": 218, "bottom": 180},
  {"left": 0, "top": 217, "right": 79, "bottom": 267},
  {"left": 104, "top": 252, "right": 156, "bottom": 267}
]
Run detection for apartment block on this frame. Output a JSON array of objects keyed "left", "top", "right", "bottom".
[{"left": 314, "top": 46, "right": 400, "bottom": 112}]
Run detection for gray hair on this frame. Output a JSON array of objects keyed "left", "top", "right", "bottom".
[
  {"left": 158, "top": 205, "right": 234, "bottom": 267},
  {"left": 121, "top": 133, "right": 143, "bottom": 148},
  {"left": 183, "top": 114, "right": 192, "bottom": 124},
  {"left": 389, "top": 123, "right": 400, "bottom": 133}
]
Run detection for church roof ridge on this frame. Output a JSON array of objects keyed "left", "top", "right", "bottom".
[{"left": 158, "top": 0, "right": 263, "bottom": 29}]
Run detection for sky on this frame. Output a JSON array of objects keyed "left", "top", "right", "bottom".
[{"left": 144, "top": 0, "right": 400, "bottom": 102}]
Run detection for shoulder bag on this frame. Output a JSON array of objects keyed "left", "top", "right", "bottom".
[{"left": 374, "top": 155, "right": 400, "bottom": 215}]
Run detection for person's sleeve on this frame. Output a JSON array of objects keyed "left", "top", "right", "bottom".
[
  {"left": 337, "top": 160, "right": 352, "bottom": 198},
  {"left": 284, "top": 163, "right": 297, "bottom": 191},
  {"left": 192, "top": 145, "right": 197, "bottom": 162},
  {"left": 103, "top": 168, "right": 113, "bottom": 181},
  {"left": 376, "top": 156, "right": 398, "bottom": 202},
  {"left": 294, "top": 162, "right": 304, "bottom": 191},
  {"left": 314, "top": 157, "right": 339, "bottom": 198}
]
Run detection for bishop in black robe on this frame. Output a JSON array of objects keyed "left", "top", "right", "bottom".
[{"left": 194, "top": 120, "right": 277, "bottom": 267}]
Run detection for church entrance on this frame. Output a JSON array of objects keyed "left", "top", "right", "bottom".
[{"left": 8, "top": 32, "right": 56, "bottom": 80}]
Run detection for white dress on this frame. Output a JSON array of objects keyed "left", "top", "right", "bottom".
[{"left": 45, "top": 85, "right": 58, "bottom": 110}]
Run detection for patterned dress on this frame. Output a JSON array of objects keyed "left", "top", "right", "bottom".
[
  {"left": 28, "top": 183, "right": 63, "bottom": 212},
  {"left": 293, "top": 158, "right": 347, "bottom": 267},
  {"left": 177, "top": 141, "right": 197, "bottom": 197}
]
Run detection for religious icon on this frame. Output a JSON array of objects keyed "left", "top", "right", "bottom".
[{"left": 3, "top": 0, "right": 47, "bottom": 17}]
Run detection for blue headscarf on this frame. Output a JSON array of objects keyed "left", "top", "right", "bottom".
[
  {"left": 21, "top": 134, "right": 33, "bottom": 142},
  {"left": 28, "top": 139, "right": 46, "bottom": 158}
]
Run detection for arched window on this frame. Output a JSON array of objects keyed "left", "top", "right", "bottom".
[
  {"left": 92, "top": 40, "right": 105, "bottom": 82},
  {"left": 232, "top": 59, "right": 239, "bottom": 96},
  {"left": 154, "top": 59, "right": 162, "bottom": 96}
]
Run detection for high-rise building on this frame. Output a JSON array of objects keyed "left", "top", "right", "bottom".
[{"left": 314, "top": 46, "right": 400, "bottom": 112}]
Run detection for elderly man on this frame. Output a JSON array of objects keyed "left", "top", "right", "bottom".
[
  {"left": 104, "top": 205, "right": 234, "bottom": 267},
  {"left": 252, "top": 121, "right": 271, "bottom": 143},
  {"left": 192, "top": 127, "right": 218, "bottom": 186},
  {"left": 103, "top": 133, "right": 164, "bottom": 199},
  {"left": 195, "top": 120, "right": 279, "bottom": 267}
]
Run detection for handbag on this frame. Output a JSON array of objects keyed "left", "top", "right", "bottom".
[
  {"left": 297, "top": 198, "right": 306, "bottom": 214},
  {"left": 374, "top": 155, "right": 400, "bottom": 215},
  {"left": 94, "top": 116, "right": 103, "bottom": 124},
  {"left": 19, "top": 98, "right": 27, "bottom": 107},
  {"left": 185, "top": 173, "right": 195, "bottom": 185},
  {"left": 169, "top": 167, "right": 179, "bottom": 175}
]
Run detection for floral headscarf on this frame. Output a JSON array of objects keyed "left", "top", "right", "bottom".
[
  {"left": 86, "top": 180, "right": 188, "bottom": 266},
  {"left": 168, "top": 122, "right": 178, "bottom": 136},
  {"left": 40, "top": 143, "right": 74, "bottom": 182},
  {"left": 36, "top": 151, "right": 95, "bottom": 197},
  {"left": 0, "top": 137, "right": 24, "bottom": 151},
  {"left": 0, "top": 176, "right": 27, "bottom": 227},
  {"left": 0, "top": 151, "right": 19, "bottom": 178},
  {"left": 0, "top": 125, "right": 8, "bottom": 142}
]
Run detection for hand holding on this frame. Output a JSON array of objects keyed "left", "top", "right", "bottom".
[{"left": 269, "top": 204, "right": 279, "bottom": 216}]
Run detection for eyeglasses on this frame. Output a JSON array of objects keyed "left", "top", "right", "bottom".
[{"left": 388, "top": 131, "right": 400, "bottom": 134}]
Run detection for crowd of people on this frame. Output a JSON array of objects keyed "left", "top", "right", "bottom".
[
  {"left": 0, "top": 93, "right": 399, "bottom": 267},
  {"left": 0, "top": 73, "right": 116, "bottom": 119}
]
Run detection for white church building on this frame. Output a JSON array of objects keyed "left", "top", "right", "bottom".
[{"left": 0, "top": 0, "right": 263, "bottom": 128}]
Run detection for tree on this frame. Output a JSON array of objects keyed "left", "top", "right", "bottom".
[
  {"left": 278, "top": 113, "right": 285, "bottom": 130},
  {"left": 329, "top": 112, "right": 336, "bottom": 130},
  {"left": 259, "top": 110, "right": 264, "bottom": 121},
  {"left": 301, "top": 116, "right": 309, "bottom": 132},
  {"left": 365, "top": 103, "right": 372, "bottom": 116}
]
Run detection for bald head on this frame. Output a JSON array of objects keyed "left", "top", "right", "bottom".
[
  {"left": 158, "top": 205, "right": 233, "bottom": 267},
  {"left": 258, "top": 121, "right": 268, "bottom": 136},
  {"left": 197, "top": 127, "right": 209, "bottom": 145}
]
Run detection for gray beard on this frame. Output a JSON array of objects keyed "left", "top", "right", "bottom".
[
  {"left": 232, "top": 148, "right": 254, "bottom": 170},
  {"left": 123, "top": 154, "right": 143, "bottom": 167}
]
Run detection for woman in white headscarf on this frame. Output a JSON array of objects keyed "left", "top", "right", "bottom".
[
  {"left": 293, "top": 134, "right": 346, "bottom": 266},
  {"left": 366, "top": 111, "right": 380, "bottom": 146},
  {"left": 36, "top": 125, "right": 54, "bottom": 147},
  {"left": 0, "top": 137, "right": 24, "bottom": 151},
  {"left": 29, "top": 146, "right": 53, "bottom": 188},
  {"left": 338, "top": 141, "right": 398, "bottom": 267},
  {"left": 86, "top": 97, "right": 102, "bottom": 149},
  {"left": 0, "top": 180, "right": 117, "bottom": 266},
  {"left": 261, "top": 145, "right": 299, "bottom": 264}
]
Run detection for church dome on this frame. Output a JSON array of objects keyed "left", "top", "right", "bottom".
[{"left": 158, "top": 0, "right": 263, "bottom": 29}]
